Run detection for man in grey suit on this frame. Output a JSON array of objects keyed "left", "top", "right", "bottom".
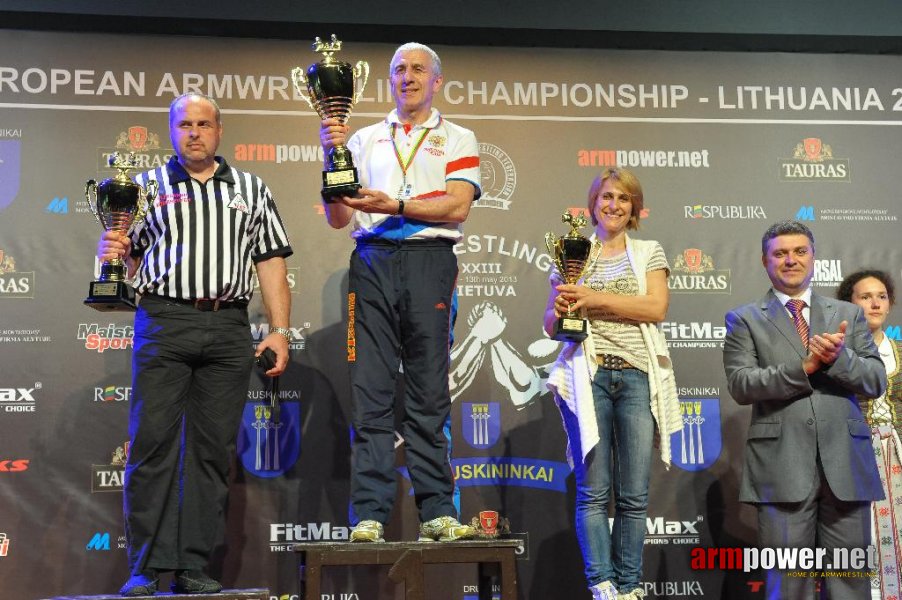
[{"left": 723, "top": 220, "right": 886, "bottom": 599}]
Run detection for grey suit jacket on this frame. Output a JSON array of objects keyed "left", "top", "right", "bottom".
[{"left": 722, "top": 289, "right": 886, "bottom": 503}]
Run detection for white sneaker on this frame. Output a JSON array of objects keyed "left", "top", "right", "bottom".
[
  {"left": 349, "top": 519, "right": 384, "bottom": 542},
  {"left": 616, "top": 587, "right": 646, "bottom": 600},
  {"left": 590, "top": 581, "right": 618, "bottom": 600}
]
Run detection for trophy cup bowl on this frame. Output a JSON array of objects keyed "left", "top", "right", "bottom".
[
  {"left": 545, "top": 211, "right": 596, "bottom": 342},
  {"left": 291, "top": 34, "right": 369, "bottom": 202},
  {"left": 84, "top": 152, "right": 156, "bottom": 312}
]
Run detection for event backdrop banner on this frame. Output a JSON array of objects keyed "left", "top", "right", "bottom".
[{"left": 1, "top": 29, "right": 901, "bottom": 600}]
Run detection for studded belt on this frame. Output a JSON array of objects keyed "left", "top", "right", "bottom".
[{"left": 596, "top": 354, "right": 635, "bottom": 370}]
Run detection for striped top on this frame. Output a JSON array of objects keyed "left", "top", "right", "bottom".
[
  {"left": 129, "top": 156, "right": 292, "bottom": 302},
  {"left": 346, "top": 108, "right": 481, "bottom": 242},
  {"left": 585, "top": 244, "right": 669, "bottom": 371}
]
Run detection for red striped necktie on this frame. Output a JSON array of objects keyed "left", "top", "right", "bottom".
[{"left": 785, "top": 298, "right": 810, "bottom": 350}]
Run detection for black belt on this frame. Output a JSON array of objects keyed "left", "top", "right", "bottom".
[
  {"left": 141, "top": 293, "right": 249, "bottom": 312},
  {"left": 356, "top": 237, "right": 455, "bottom": 249}
]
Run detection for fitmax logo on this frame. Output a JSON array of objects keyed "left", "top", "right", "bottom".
[{"left": 45, "top": 197, "right": 68, "bottom": 214}]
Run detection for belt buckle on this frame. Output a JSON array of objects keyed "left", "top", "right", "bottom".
[
  {"left": 600, "top": 354, "right": 624, "bottom": 370},
  {"left": 193, "top": 298, "right": 220, "bottom": 312}
]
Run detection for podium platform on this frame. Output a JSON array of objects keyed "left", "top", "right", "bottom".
[
  {"left": 294, "top": 539, "right": 519, "bottom": 600},
  {"left": 41, "top": 588, "right": 269, "bottom": 600}
]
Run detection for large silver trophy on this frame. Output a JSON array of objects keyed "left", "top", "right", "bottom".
[
  {"left": 84, "top": 152, "right": 157, "bottom": 312},
  {"left": 291, "top": 34, "right": 369, "bottom": 202},
  {"left": 545, "top": 211, "right": 598, "bottom": 342}
]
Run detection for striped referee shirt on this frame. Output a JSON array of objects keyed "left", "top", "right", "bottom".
[{"left": 130, "top": 156, "right": 292, "bottom": 302}]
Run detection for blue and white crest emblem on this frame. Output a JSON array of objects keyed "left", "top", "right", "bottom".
[
  {"left": 238, "top": 401, "right": 300, "bottom": 478},
  {"left": 670, "top": 398, "right": 722, "bottom": 472},
  {"left": 462, "top": 402, "right": 501, "bottom": 449}
]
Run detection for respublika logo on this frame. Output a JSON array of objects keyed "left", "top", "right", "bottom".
[
  {"left": 779, "top": 137, "right": 850, "bottom": 182},
  {"left": 670, "top": 398, "right": 722, "bottom": 472},
  {"left": 476, "top": 143, "right": 515, "bottom": 210},
  {"left": 668, "top": 248, "right": 731, "bottom": 294},
  {"left": 238, "top": 400, "right": 301, "bottom": 478},
  {"left": 812, "top": 259, "right": 843, "bottom": 288},
  {"left": 577, "top": 147, "right": 710, "bottom": 169},
  {"left": 233, "top": 143, "right": 323, "bottom": 164},
  {"left": 684, "top": 204, "right": 767, "bottom": 220},
  {"left": 76, "top": 323, "right": 134, "bottom": 352},
  {"left": 0, "top": 136, "right": 22, "bottom": 213},
  {"left": 91, "top": 442, "right": 128, "bottom": 493},
  {"left": 462, "top": 402, "right": 501, "bottom": 449},
  {"left": 94, "top": 385, "right": 131, "bottom": 403},
  {"left": 0, "top": 384, "right": 39, "bottom": 413},
  {"left": 0, "top": 249, "right": 34, "bottom": 298},
  {"left": 98, "top": 126, "right": 172, "bottom": 171},
  {"left": 661, "top": 322, "right": 726, "bottom": 349}
]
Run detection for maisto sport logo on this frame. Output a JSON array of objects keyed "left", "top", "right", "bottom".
[
  {"left": 778, "top": 137, "right": 850, "bottom": 182},
  {"left": 0, "top": 532, "right": 10, "bottom": 557},
  {"left": 269, "top": 522, "right": 349, "bottom": 551},
  {"left": 660, "top": 322, "right": 725, "bottom": 349},
  {"left": 668, "top": 248, "right": 731, "bottom": 294},
  {"left": 94, "top": 386, "right": 131, "bottom": 403},
  {"left": 577, "top": 148, "right": 710, "bottom": 169},
  {"left": 77, "top": 323, "right": 134, "bottom": 352},
  {"left": 0, "top": 459, "right": 29, "bottom": 472}
]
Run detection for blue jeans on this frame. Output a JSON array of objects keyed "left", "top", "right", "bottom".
[{"left": 561, "top": 367, "right": 654, "bottom": 592}]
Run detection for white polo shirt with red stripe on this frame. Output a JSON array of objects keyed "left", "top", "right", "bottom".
[{"left": 346, "top": 108, "right": 481, "bottom": 242}]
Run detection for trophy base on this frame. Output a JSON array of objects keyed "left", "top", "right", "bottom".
[
  {"left": 321, "top": 167, "right": 361, "bottom": 203},
  {"left": 84, "top": 280, "right": 138, "bottom": 312},
  {"left": 552, "top": 316, "right": 588, "bottom": 343}
]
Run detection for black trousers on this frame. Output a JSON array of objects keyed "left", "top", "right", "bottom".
[
  {"left": 348, "top": 239, "right": 458, "bottom": 524},
  {"left": 124, "top": 295, "right": 254, "bottom": 574}
]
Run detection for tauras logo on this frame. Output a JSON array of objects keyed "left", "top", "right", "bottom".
[
  {"left": 779, "top": 137, "right": 850, "bottom": 182},
  {"left": 669, "top": 248, "right": 731, "bottom": 294}
]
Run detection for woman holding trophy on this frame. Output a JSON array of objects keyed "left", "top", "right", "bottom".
[{"left": 544, "top": 168, "right": 681, "bottom": 600}]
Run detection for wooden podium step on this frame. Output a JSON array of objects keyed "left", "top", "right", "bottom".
[
  {"left": 294, "top": 539, "right": 519, "bottom": 600},
  {"left": 41, "top": 588, "right": 269, "bottom": 600}
]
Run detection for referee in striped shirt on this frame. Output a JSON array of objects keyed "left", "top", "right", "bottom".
[{"left": 98, "top": 93, "right": 293, "bottom": 596}]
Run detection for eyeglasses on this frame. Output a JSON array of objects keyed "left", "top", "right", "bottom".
[{"left": 600, "top": 192, "right": 632, "bottom": 203}]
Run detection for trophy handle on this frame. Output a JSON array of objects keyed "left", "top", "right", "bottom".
[
  {"left": 352, "top": 61, "right": 370, "bottom": 103},
  {"left": 544, "top": 232, "right": 558, "bottom": 257},
  {"left": 290, "top": 66, "right": 317, "bottom": 112},
  {"left": 85, "top": 180, "right": 103, "bottom": 227}
]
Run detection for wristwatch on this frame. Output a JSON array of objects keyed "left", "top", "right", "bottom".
[{"left": 270, "top": 326, "right": 291, "bottom": 341}]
